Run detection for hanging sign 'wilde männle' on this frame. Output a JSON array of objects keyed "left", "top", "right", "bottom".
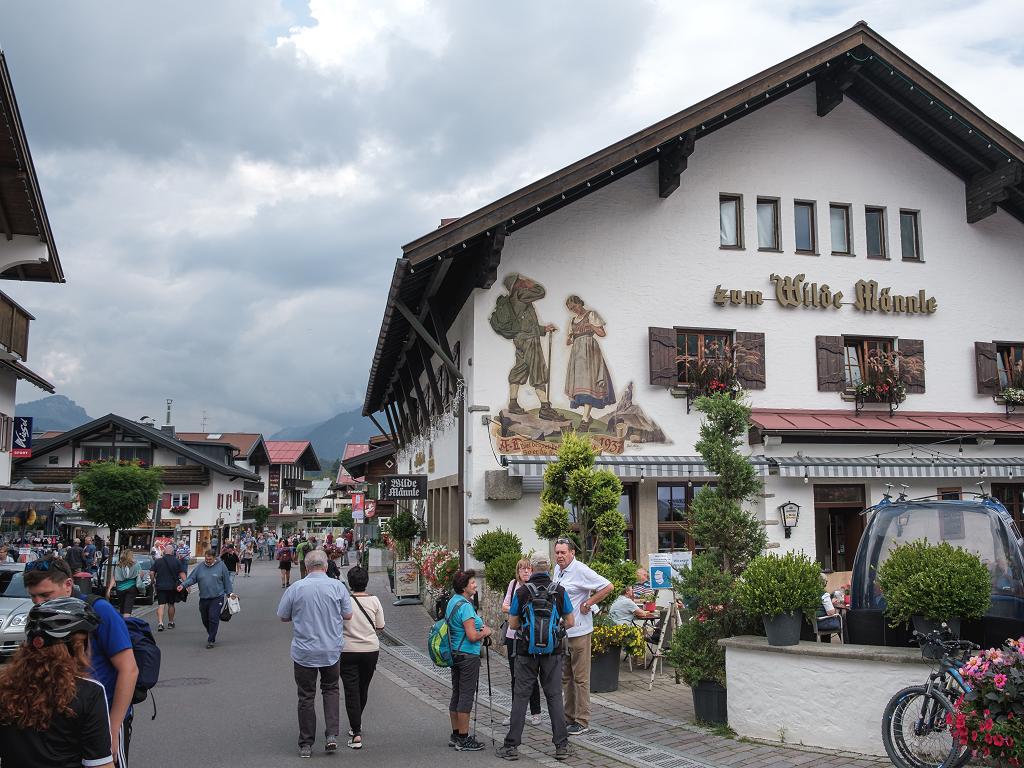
[{"left": 713, "top": 273, "right": 938, "bottom": 314}]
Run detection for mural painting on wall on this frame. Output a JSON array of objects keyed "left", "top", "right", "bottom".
[{"left": 489, "top": 272, "right": 668, "bottom": 455}]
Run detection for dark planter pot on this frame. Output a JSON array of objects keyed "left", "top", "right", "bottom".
[
  {"left": 590, "top": 647, "right": 621, "bottom": 693},
  {"left": 763, "top": 611, "right": 803, "bottom": 646},
  {"left": 912, "top": 616, "right": 961, "bottom": 659},
  {"left": 692, "top": 680, "right": 728, "bottom": 724}
]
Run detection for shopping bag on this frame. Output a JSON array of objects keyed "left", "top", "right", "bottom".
[
  {"left": 226, "top": 594, "right": 241, "bottom": 615},
  {"left": 220, "top": 599, "right": 232, "bottom": 622}
]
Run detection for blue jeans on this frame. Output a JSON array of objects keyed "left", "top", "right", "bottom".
[{"left": 198, "top": 596, "right": 224, "bottom": 643}]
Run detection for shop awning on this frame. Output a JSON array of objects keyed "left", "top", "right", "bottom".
[
  {"left": 750, "top": 409, "right": 1024, "bottom": 440},
  {"left": 774, "top": 456, "right": 1024, "bottom": 479},
  {"left": 507, "top": 455, "right": 771, "bottom": 491}
]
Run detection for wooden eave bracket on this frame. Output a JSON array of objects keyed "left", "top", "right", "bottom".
[
  {"left": 967, "top": 161, "right": 1023, "bottom": 223},
  {"left": 658, "top": 129, "right": 695, "bottom": 199},
  {"left": 474, "top": 223, "right": 506, "bottom": 289},
  {"left": 394, "top": 299, "right": 463, "bottom": 384},
  {"left": 815, "top": 62, "right": 861, "bottom": 117}
]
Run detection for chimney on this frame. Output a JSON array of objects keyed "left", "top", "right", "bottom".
[{"left": 162, "top": 398, "right": 175, "bottom": 436}]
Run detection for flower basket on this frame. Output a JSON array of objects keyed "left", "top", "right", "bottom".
[
  {"left": 1001, "top": 387, "right": 1024, "bottom": 406},
  {"left": 411, "top": 541, "right": 460, "bottom": 596},
  {"left": 169, "top": 505, "right": 189, "bottom": 515},
  {"left": 952, "top": 636, "right": 1024, "bottom": 764}
]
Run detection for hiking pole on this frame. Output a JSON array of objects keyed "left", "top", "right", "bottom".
[{"left": 484, "top": 637, "right": 495, "bottom": 746}]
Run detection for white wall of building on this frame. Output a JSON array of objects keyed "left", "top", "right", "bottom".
[{"left": 0, "top": 372, "right": 17, "bottom": 485}]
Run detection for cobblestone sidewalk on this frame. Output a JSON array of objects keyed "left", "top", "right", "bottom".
[{"left": 364, "top": 571, "right": 888, "bottom": 768}]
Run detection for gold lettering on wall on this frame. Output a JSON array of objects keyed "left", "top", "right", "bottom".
[{"left": 713, "top": 274, "right": 937, "bottom": 315}]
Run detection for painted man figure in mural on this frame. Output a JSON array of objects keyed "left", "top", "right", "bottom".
[{"left": 491, "top": 273, "right": 560, "bottom": 420}]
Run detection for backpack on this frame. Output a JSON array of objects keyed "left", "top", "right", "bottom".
[
  {"left": 489, "top": 294, "right": 517, "bottom": 339},
  {"left": 84, "top": 596, "right": 162, "bottom": 717},
  {"left": 427, "top": 595, "right": 468, "bottom": 668},
  {"left": 279, "top": 548, "right": 292, "bottom": 563},
  {"left": 517, "top": 582, "right": 563, "bottom": 656}
]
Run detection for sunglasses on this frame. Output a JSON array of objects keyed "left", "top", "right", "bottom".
[
  {"left": 25, "top": 559, "right": 71, "bottom": 576},
  {"left": 554, "top": 538, "right": 574, "bottom": 545}
]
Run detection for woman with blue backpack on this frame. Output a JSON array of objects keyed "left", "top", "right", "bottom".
[
  {"left": 501, "top": 557, "right": 542, "bottom": 727},
  {"left": 445, "top": 570, "right": 493, "bottom": 752}
]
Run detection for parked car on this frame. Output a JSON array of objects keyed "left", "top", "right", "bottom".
[
  {"left": 0, "top": 564, "right": 30, "bottom": 660},
  {"left": 93, "top": 555, "right": 155, "bottom": 606}
]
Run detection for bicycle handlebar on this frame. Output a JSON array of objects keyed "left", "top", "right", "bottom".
[{"left": 912, "top": 628, "right": 979, "bottom": 654}]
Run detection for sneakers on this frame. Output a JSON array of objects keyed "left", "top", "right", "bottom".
[
  {"left": 168, "top": 622, "right": 175, "bottom": 629},
  {"left": 326, "top": 735, "right": 338, "bottom": 753},
  {"left": 529, "top": 714, "right": 542, "bottom": 726},
  {"left": 566, "top": 723, "right": 589, "bottom": 736},
  {"left": 495, "top": 745, "right": 519, "bottom": 761},
  {"left": 347, "top": 736, "right": 362, "bottom": 750},
  {"left": 299, "top": 745, "right": 312, "bottom": 758},
  {"left": 500, "top": 714, "right": 511, "bottom": 726},
  {"left": 206, "top": 642, "right": 215, "bottom": 649},
  {"left": 157, "top": 624, "right": 164, "bottom": 632},
  {"left": 555, "top": 743, "right": 573, "bottom": 760},
  {"left": 448, "top": 733, "right": 458, "bottom": 748},
  {"left": 455, "top": 735, "right": 485, "bottom": 752}
]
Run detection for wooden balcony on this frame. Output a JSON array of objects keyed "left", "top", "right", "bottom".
[
  {"left": 0, "top": 291, "right": 31, "bottom": 360},
  {"left": 13, "top": 464, "right": 211, "bottom": 486}
]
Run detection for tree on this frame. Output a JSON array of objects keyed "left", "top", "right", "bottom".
[
  {"left": 669, "top": 392, "right": 767, "bottom": 688},
  {"left": 334, "top": 505, "right": 353, "bottom": 529},
  {"left": 534, "top": 432, "right": 627, "bottom": 565},
  {"left": 74, "top": 461, "right": 164, "bottom": 587},
  {"left": 250, "top": 505, "right": 271, "bottom": 531}
]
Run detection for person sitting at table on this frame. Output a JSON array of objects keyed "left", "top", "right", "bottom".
[
  {"left": 816, "top": 591, "right": 842, "bottom": 632},
  {"left": 608, "top": 584, "right": 655, "bottom": 625}
]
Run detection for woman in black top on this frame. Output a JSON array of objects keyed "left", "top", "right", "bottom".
[{"left": 0, "top": 597, "right": 113, "bottom": 768}]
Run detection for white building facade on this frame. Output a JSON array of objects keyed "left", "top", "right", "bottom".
[{"left": 361, "top": 24, "right": 1024, "bottom": 575}]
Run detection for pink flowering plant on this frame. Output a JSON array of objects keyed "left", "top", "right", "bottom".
[
  {"left": 951, "top": 637, "right": 1024, "bottom": 764},
  {"left": 412, "top": 541, "right": 460, "bottom": 594}
]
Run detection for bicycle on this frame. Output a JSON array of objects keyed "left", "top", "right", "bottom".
[{"left": 881, "top": 627, "right": 979, "bottom": 768}]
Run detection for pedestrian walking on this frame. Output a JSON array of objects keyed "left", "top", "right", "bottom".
[
  {"left": 339, "top": 565, "right": 385, "bottom": 749},
  {"left": 82, "top": 536, "right": 97, "bottom": 574},
  {"left": 445, "top": 570, "right": 493, "bottom": 752},
  {"left": 0, "top": 598, "right": 114, "bottom": 768},
  {"left": 496, "top": 552, "right": 575, "bottom": 761},
  {"left": 64, "top": 538, "right": 85, "bottom": 572},
  {"left": 107, "top": 548, "right": 141, "bottom": 617},
  {"left": 552, "top": 537, "right": 613, "bottom": 736},
  {"left": 178, "top": 550, "right": 235, "bottom": 649},
  {"left": 296, "top": 536, "right": 315, "bottom": 579},
  {"left": 500, "top": 557, "right": 542, "bottom": 728},
  {"left": 277, "top": 550, "right": 353, "bottom": 758},
  {"left": 278, "top": 541, "right": 295, "bottom": 587},
  {"left": 151, "top": 543, "right": 187, "bottom": 632},
  {"left": 24, "top": 557, "right": 138, "bottom": 765},
  {"left": 241, "top": 542, "right": 254, "bottom": 576},
  {"left": 221, "top": 543, "right": 241, "bottom": 581}
]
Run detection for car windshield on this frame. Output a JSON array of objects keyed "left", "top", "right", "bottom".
[{"left": 0, "top": 572, "right": 28, "bottom": 598}]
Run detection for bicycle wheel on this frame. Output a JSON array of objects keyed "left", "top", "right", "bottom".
[{"left": 882, "top": 686, "right": 966, "bottom": 768}]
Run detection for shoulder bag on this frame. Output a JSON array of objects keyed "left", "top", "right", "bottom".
[{"left": 351, "top": 594, "right": 378, "bottom": 631}]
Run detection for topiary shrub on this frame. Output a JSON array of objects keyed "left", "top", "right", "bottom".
[
  {"left": 471, "top": 528, "right": 523, "bottom": 565},
  {"left": 736, "top": 551, "right": 824, "bottom": 620},
  {"left": 878, "top": 539, "right": 991, "bottom": 626},
  {"left": 591, "top": 558, "right": 640, "bottom": 609},
  {"left": 484, "top": 549, "right": 526, "bottom": 594}
]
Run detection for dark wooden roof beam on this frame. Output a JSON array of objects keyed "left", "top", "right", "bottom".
[
  {"left": 394, "top": 299, "right": 462, "bottom": 384},
  {"left": 418, "top": 339, "right": 442, "bottom": 415},
  {"left": 816, "top": 62, "right": 861, "bottom": 117},
  {"left": 0, "top": 189, "right": 12, "bottom": 241},
  {"left": 474, "top": 223, "right": 506, "bottom": 289},
  {"left": 966, "top": 161, "right": 1023, "bottom": 223},
  {"left": 405, "top": 359, "right": 429, "bottom": 432},
  {"left": 658, "top": 129, "right": 696, "bottom": 198}
]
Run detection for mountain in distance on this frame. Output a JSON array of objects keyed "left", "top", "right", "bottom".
[
  {"left": 16, "top": 394, "right": 93, "bottom": 432},
  {"left": 271, "top": 407, "right": 377, "bottom": 464}
]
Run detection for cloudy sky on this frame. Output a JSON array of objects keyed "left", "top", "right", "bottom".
[{"left": 1, "top": 0, "right": 1022, "bottom": 433}]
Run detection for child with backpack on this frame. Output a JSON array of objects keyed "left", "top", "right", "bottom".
[
  {"left": 501, "top": 558, "right": 542, "bottom": 727},
  {"left": 496, "top": 552, "right": 575, "bottom": 762}
]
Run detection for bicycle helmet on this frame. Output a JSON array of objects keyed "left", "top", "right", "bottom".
[{"left": 25, "top": 597, "right": 100, "bottom": 648}]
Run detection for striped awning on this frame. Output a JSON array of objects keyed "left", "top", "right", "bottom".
[
  {"left": 774, "top": 456, "right": 1024, "bottom": 479},
  {"left": 506, "top": 455, "right": 771, "bottom": 491}
]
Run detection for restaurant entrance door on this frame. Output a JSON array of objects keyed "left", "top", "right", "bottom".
[{"left": 813, "top": 484, "right": 866, "bottom": 572}]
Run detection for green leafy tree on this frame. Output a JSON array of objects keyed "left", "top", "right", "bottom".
[
  {"left": 387, "top": 510, "right": 423, "bottom": 559},
  {"left": 74, "top": 461, "right": 164, "bottom": 586},
  {"left": 669, "top": 392, "right": 766, "bottom": 688},
  {"left": 334, "top": 505, "right": 354, "bottom": 529},
  {"left": 250, "top": 504, "right": 271, "bottom": 531},
  {"left": 534, "top": 432, "right": 626, "bottom": 564}
]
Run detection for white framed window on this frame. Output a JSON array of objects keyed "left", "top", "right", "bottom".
[
  {"left": 794, "top": 200, "right": 816, "bottom": 253},
  {"left": 719, "top": 194, "right": 743, "bottom": 248},
  {"left": 900, "top": 209, "right": 922, "bottom": 261},
  {"left": 170, "top": 492, "right": 190, "bottom": 508},
  {"left": 756, "top": 197, "right": 780, "bottom": 250}
]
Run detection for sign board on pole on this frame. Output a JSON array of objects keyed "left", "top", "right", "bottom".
[
  {"left": 352, "top": 510, "right": 365, "bottom": 523},
  {"left": 394, "top": 560, "right": 420, "bottom": 598},
  {"left": 648, "top": 553, "right": 674, "bottom": 591},
  {"left": 379, "top": 475, "right": 428, "bottom": 501},
  {"left": 11, "top": 416, "right": 32, "bottom": 458},
  {"left": 365, "top": 500, "right": 376, "bottom": 519},
  {"left": 351, "top": 493, "right": 364, "bottom": 512},
  {"left": 670, "top": 551, "right": 693, "bottom": 572}
]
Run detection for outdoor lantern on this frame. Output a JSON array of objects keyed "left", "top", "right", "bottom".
[{"left": 779, "top": 501, "right": 800, "bottom": 539}]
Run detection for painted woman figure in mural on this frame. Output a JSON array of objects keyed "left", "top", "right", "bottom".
[{"left": 564, "top": 295, "right": 615, "bottom": 432}]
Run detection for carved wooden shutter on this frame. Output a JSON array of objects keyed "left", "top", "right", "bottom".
[
  {"left": 734, "top": 332, "right": 766, "bottom": 390},
  {"left": 975, "top": 342, "right": 999, "bottom": 394},
  {"left": 815, "top": 336, "right": 846, "bottom": 392},
  {"left": 897, "top": 338, "right": 926, "bottom": 394},
  {"left": 649, "top": 327, "right": 677, "bottom": 386}
]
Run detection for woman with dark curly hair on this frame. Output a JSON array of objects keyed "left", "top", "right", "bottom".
[{"left": 0, "top": 597, "right": 113, "bottom": 767}]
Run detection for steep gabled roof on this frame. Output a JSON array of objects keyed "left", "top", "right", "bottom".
[
  {"left": 265, "top": 440, "right": 322, "bottom": 471},
  {"left": 336, "top": 443, "right": 370, "bottom": 485},
  {"left": 363, "top": 21, "right": 1024, "bottom": 417},
  {"left": 20, "top": 414, "right": 259, "bottom": 480},
  {"left": 176, "top": 432, "right": 270, "bottom": 464}
]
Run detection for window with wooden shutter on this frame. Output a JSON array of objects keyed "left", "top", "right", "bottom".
[
  {"left": 815, "top": 336, "right": 845, "bottom": 391},
  {"left": 897, "top": 338, "right": 926, "bottom": 393},
  {"left": 649, "top": 327, "right": 677, "bottom": 386},
  {"left": 996, "top": 343, "right": 1024, "bottom": 389},
  {"left": 189, "top": 492, "right": 200, "bottom": 509},
  {"left": 226, "top": 494, "right": 232, "bottom": 509},
  {"left": 976, "top": 342, "right": 999, "bottom": 395},
  {"left": 734, "top": 332, "right": 766, "bottom": 390},
  {"left": 217, "top": 493, "right": 223, "bottom": 509},
  {"left": 161, "top": 493, "right": 172, "bottom": 509}
]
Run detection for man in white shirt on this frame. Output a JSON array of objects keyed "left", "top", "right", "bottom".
[{"left": 552, "top": 537, "right": 614, "bottom": 736}]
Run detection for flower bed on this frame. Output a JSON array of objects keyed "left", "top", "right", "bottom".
[
  {"left": 412, "top": 541, "right": 460, "bottom": 595},
  {"left": 952, "top": 637, "right": 1024, "bottom": 764}
]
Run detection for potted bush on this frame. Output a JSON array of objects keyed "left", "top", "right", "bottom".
[
  {"left": 590, "top": 619, "right": 645, "bottom": 693},
  {"left": 736, "top": 551, "right": 823, "bottom": 646},
  {"left": 877, "top": 539, "right": 991, "bottom": 642}
]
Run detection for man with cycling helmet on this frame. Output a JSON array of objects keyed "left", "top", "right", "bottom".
[
  {"left": 0, "top": 597, "right": 114, "bottom": 767},
  {"left": 24, "top": 556, "right": 138, "bottom": 766}
]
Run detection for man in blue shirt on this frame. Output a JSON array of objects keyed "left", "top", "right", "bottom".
[
  {"left": 497, "top": 552, "right": 575, "bottom": 761},
  {"left": 179, "top": 550, "right": 235, "bottom": 648},
  {"left": 277, "top": 549, "right": 353, "bottom": 758},
  {"left": 25, "top": 556, "right": 138, "bottom": 767},
  {"left": 82, "top": 536, "right": 97, "bottom": 573}
]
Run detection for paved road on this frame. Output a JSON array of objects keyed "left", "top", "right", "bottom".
[{"left": 131, "top": 559, "right": 546, "bottom": 767}]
